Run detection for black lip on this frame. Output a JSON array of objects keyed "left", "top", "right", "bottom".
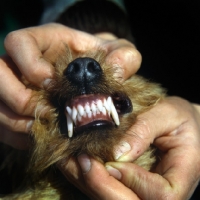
[
  {"left": 74, "top": 120, "right": 115, "bottom": 135},
  {"left": 112, "top": 92, "right": 133, "bottom": 114}
]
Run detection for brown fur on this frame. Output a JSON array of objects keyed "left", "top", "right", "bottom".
[{"left": 0, "top": 47, "right": 165, "bottom": 200}]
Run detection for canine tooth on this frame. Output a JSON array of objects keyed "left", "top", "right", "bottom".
[
  {"left": 66, "top": 106, "right": 72, "bottom": 115},
  {"left": 85, "top": 104, "right": 91, "bottom": 113},
  {"left": 111, "top": 100, "right": 120, "bottom": 126},
  {"left": 67, "top": 114, "right": 73, "bottom": 138},
  {"left": 102, "top": 107, "right": 107, "bottom": 115},
  {"left": 72, "top": 107, "right": 78, "bottom": 123},
  {"left": 77, "top": 105, "right": 84, "bottom": 116},
  {"left": 97, "top": 100, "right": 103, "bottom": 112}
]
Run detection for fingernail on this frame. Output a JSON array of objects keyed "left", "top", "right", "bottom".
[
  {"left": 106, "top": 165, "right": 122, "bottom": 180},
  {"left": 43, "top": 78, "right": 53, "bottom": 88},
  {"left": 77, "top": 154, "right": 91, "bottom": 174},
  {"left": 114, "top": 141, "right": 131, "bottom": 160},
  {"left": 26, "top": 120, "right": 34, "bottom": 132}
]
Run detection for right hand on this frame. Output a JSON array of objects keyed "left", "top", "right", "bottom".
[
  {"left": 59, "top": 97, "right": 200, "bottom": 200},
  {"left": 0, "top": 23, "right": 142, "bottom": 149}
]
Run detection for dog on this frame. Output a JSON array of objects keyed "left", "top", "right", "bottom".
[
  {"left": 0, "top": 1, "right": 166, "bottom": 199},
  {"left": 0, "top": 46, "right": 165, "bottom": 199}
]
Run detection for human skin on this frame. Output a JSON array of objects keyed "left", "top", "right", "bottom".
[{"left": 1, "top": 23, "right": 200, "bottom": 199}]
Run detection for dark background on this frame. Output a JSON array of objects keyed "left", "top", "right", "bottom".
[
  {"left": 0, "top": 0, "right": 199, "bottom": 199},
  {"left": 125, "top": 1, "right": 200, "bottom": 105}
]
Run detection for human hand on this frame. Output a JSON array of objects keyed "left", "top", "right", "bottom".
[
  {"left": 59, "top": 97, "right": 200, "bottom": 200},
  {"left": 0, "top": 23, "right": 141, "bottom": 149}
]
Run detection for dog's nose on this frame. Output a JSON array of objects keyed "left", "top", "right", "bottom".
[{"left": 64, "top": 57, "right": 102, "bottom": 84}]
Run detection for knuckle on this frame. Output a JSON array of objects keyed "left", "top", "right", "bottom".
[
  {"left": 2, "top": 119, "right": 26, "bottom": 133},
  {"left": 13, "top": 89, "right": 34, "bottom": 116},
  {"left": 4, "top": 30, "right": 24, "bottom": 50},
  {"left": 10, "top": 121, "right": 24, "bottom": 132},
  {"left": 128, "top": 118, "right": 151, "bottom": 141},
  {"left": 28, "top": 65, "right": 42, "bottom": 78}
]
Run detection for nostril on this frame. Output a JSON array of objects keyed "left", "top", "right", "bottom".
[
  {"left": 87, "top": 61, "right": 101, "bottom": 72},
  {"left": 88, "top": 62, "right": 96, "bottom": 73},
  {"left": 72, "top": 63, "right": 81, "bottom": 74},
  {"left": 85, "top": 61, "right": 102, "bottom": 80}
]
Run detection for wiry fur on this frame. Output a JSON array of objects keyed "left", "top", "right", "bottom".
[{"left": 0, "top": 47, "right": 165, "bottom": 200}]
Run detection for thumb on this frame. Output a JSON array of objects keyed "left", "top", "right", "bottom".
[
  {"left": 77, "top": 154, "right": 140, "bottom": 200},
  {"left": 106, "top": 162, "right": 174, "bottom": 200},
  {"left": 114, "top": 97, "right": 188, "bottom": 162}
]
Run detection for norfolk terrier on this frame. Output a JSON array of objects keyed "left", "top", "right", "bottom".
[{"left": 0, "top": 47, "right": 165, "bottom": 199}]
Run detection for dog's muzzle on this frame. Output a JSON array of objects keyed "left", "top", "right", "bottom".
[{"left": 63, "top": 57, "right": 132, "bottom": 137}]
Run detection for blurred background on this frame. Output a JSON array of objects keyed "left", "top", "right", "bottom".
[{"left": 0, "top": 0, "right": 199, "bottom": 199}]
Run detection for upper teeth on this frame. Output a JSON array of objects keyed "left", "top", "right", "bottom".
[{"left": 66, "top": 96, "right": 120, "bottom": 138}]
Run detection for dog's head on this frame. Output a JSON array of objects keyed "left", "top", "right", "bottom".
[{"left": 29, "top": 48, "right": 164, "bottom": 173}]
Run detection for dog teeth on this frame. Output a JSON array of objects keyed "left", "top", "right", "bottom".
[
  {"left": 72, "top": 107, "right": 77, "bottom": 124},
  {"left": 97, "top": 100, "right": 103, "bottom": 112},
  {"left": 77, "top": 113, "right": 82, "bottom": 122},
  {"left": 110, "top": 100, "right": 120, "bottom": 126},
  {"left": 66, "top": 106, "right": 72, "bottom": 115},
  {"left": 91, "top": 103, "right": 96, "bottom": 112},
  {"left": 87, "top": 110, "right": 92, "bottom": 118},
  {"left": 102, "top": 107, "right": 107, "bottom": 116},
  {"left": 66, "top": 113, "right": 73, "bottom": 138},
  {"left": 85, "top": 104, "right": 91, "bottom": 113},
  {"left": 65, "top": 96, "right": 120, "bottom": 137},
  {"left": 103, "top": 98, "right": 109, "bottom": 112},
  {"left": 77, "top": 105, "right": 84, "bottom": 116},
  {"left": 107, "top": 97, "right": 112, "bottom": 115}
]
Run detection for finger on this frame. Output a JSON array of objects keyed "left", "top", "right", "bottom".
[
  {"left": 4, "top": 27, "right": 55, "bottom": 88},
  {"left": 104, "top": 39, "right": 142, "bottom": 81},
  {"left": 77, "top": 154, "right": 140, "bottom": 200},
  {"left": 5, "top": 23, "right": 140, "bottom": 87},
  {"left": 4, "top": 23, "right": 103, "bottom": 87},
  {"left": 0, "top": 55, "right": 36, "bottom": 116},
  {"left": 114, "top": 97, "right": 191, "bottom": 161},
  {"left": 58, "top": 157, "right": 96, "bottom": 199},
  {"left": 106, "top": 161, "right": 198, "bottom": 200},
  {"left": 0, "top": 126, "right": 31, "bottom": 150},
  {"left": 0, "top": 100, "right": 33, "bottom": 133}
]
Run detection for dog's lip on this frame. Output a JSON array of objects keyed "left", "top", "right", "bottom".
[
  {"left": 74, "top": 120, "right": 114, "bottom": 134},
  {"left": 65, "top": 94, "right": 120, "bottom": 137}
]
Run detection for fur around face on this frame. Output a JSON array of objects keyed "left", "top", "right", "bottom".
[{"left": 0, "top": 47, "right": 165, "bottom": 200}]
